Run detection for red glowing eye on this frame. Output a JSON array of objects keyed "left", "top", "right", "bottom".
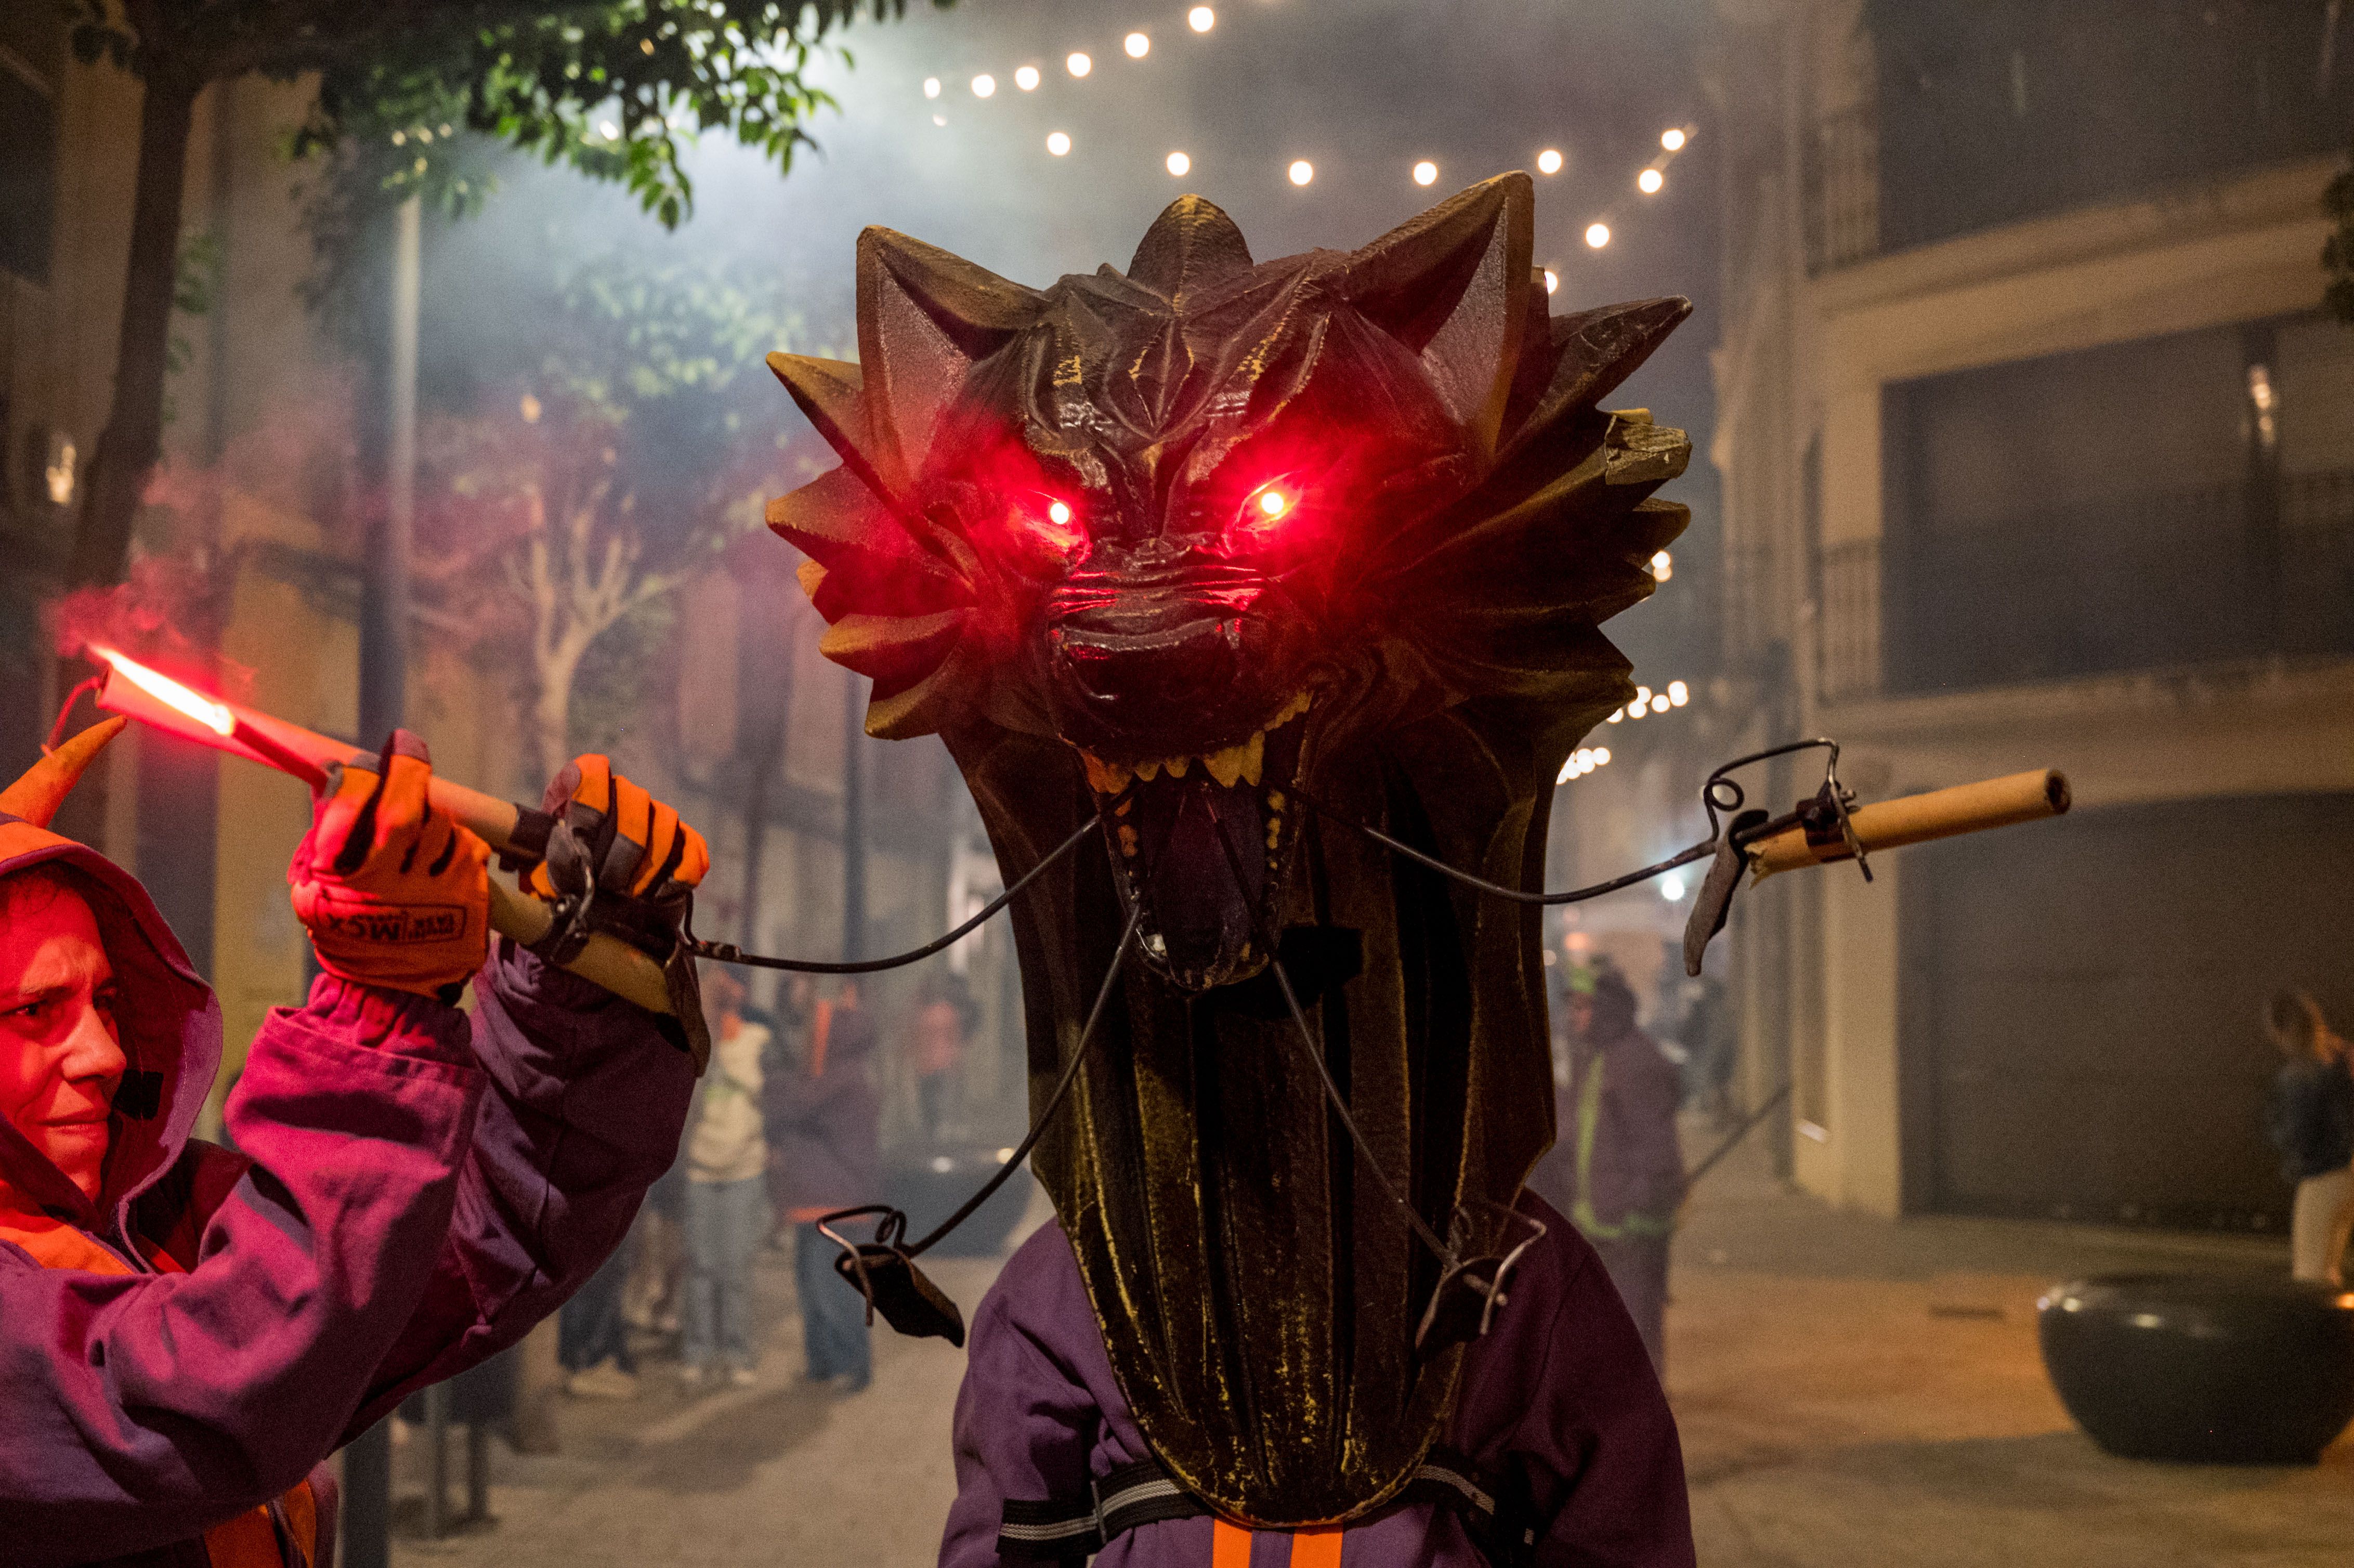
[
  {"left": 1049, "top": 500, "right": 1073, "bottom": 526},
  {"left": 1258, "top": 491, "right": 1290, "bottom": 519}
]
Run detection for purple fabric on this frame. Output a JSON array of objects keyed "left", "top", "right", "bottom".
[
  {"left": 767, "top": 1004, "right": 880, "bottom": 1214},
  {"left": 0, "top": 827, "right": 693, "bottom": 1568},
  {"left": 940, "top": 1193, "right": 1693, "bottom": 1568}
]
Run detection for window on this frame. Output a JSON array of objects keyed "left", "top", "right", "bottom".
[
  {"left": 1884, "top": 316, "right": 2354, "bottom": 691},
  {"left": 1867, "top": 0, "right": 2349, "bottom": 254},
  {"left": 0, "top": 12, "right": 59, "bottom": 284}
]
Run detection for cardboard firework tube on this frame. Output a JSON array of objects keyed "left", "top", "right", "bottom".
[
  {"left": 1746, "top": 768, "right": 2071, "bottom": 880},
  {"left": 89, "top": 650, "right": 675, "bottom": 1015}
]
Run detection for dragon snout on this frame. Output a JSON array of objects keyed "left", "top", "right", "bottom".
[{"left": 1049, "top": 616, "right": 1245, "bottom": 742}]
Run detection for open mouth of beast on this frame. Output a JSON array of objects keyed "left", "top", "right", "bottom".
[{"left": 1076, "top": 691, "right": 1314, "bottom": 991}]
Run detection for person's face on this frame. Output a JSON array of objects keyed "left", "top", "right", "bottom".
[{"left": 0, "top": 881, "right": 126, "bottom": 1201}]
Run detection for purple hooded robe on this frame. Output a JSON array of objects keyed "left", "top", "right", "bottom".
[
  {"left": 0, "top": 822, "right": 694, "bottom": 1567},
  {"left": 941, "top": 1193, "right": 1695, "bottom": 1567}
]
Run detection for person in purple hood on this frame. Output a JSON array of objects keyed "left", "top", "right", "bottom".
[{"left": 0, "top": 718, "right": 704, "bottom": 1568}]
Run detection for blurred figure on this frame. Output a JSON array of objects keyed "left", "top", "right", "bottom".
[
  {"left": 681, "top": 967, "right": 771, "bottom": 1389},
  {"left": 1681, "top": 975, "right": 1738, "bottom": 1129},
  {"left": 622, "top": 1156, "right": 685, "bottom": 1341},
  {"left": 762, "top": 974, "right": 815, "bottom": 1245},
  {"left": 1528, "top": 964, "right": 1687, "bottom": 1369},
  {"left": 774, "top": 979, "right": 881, "bottom": 1392},
  {"left": 908, "top": 972, "right": 975, "bottom": 1139},
  {"left": 2263, "top": 989, "right": 2354, "bottom": 1286},
  {"left": 558, "top": 1216, "right": 640, "bottom": 1399}
]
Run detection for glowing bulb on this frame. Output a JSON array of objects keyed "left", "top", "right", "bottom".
[
  {"left": 1167, "top": 150, "right": 1191, "bottom": 176},
  {"left": 1124, "top": 31, "right": 1150, "bottom": 58},
  {"left": 1556, "top": 756, "right": 1577, "bottom": 785},
  {"left": 1652, "top": 549, "right": 1672, "bottom": 579},
  {"left": 518, "top": 393, "right": 542, "bottom": 424},
  {"left": 1634, "top": 686, "right": 1651, "bottom": 707},
  {"left": 1046, "top": 130, "right": 1071, "bottom": 156},
  {"left": 1259, "top": 490, "right": 1290, "bottom": 518},
  {"left": 1667, "top": 681, "right": 1689, "bottom": 707},
  {"left": 972, "top": 73, "right": 996, "bottom": 97},
  {"left": 1413, "top": 160, "right": 1438, "bottom": 186},
  {"left": 1585, "top": 222, "right": 1611, "bottom": 249},
  {"left": 1592, "top": 748, "right": 1610, "bottom": 766},
  {"left": 1606, "top": 707, "right": 1623, "bottom": 723},
  {"left": 1188, "top": 6, "right": 1216, "bottom": 31},
  {"left": 1015, "top": 64, "right": 1040, "bottom": 90},
  {"left": 1662, "top": 127, "right": 1687, "bottom": 152},
  {"left": 1048, "top": 501, "right": 1073, "bottom": 526},
  {"left": 1067, "top": 51, "right": 1092, "bottom": 76},
  {"left": 924, "top": 76, "right": 941, "bottom": 98},
  {"left": 1638, "top": 167, "right": 1664, "bottom": 194},
  {"left": 1660, "top": 871, "right": 1686, "bottom": 902},
  {"left": 1651, "top": 694, "right": 1670, "bottom": 714},
  {"left": 1543, "top": 268, "right": 1559, "bottom": 295},
  {"left": 1536, "top": 147, "right": 1564, "bottom": 175},
  {"left": 933, "top": 113, "right": 947, "bottom": 126},
  {"left": 1289, "top": 159, "right": 1314, "bottom": 186}
]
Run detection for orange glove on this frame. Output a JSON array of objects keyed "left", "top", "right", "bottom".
[
  {"left": 289, "top": 731, "right": 491, "bottom": 1000},
  {"left": 527, "top": 754, "right": 709, "bottom": 914},
  {"left": 523, "top": 755, "right": 712, "bottom": 1066}
]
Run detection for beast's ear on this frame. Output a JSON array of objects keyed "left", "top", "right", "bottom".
[
  {"left": 856, "top": 228, "right": 1042, "bottom": 490},
  {"left": 768, "top": 354, "right": 882, "bottom": 490},
  {"left": 1128, "top": 195, "right": 1256, "bottom": 304},
  {"left": 1339, "top": 173, "right": 1534, "bottom": 463}
]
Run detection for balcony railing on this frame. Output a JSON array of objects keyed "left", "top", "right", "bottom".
[
  {"left": 1809, "top": 472, "right": 2354, "bottom": 699},
  {"left": 1803, "top": 105, "right": 1880, "bottom": 273},
  {"left": 1816, "top": 540, "right": 1881, "bottom": 702}
]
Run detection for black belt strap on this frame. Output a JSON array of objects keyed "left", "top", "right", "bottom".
[{"left": 996, "top": 1449, "right": 1539, "bottom": 1565}]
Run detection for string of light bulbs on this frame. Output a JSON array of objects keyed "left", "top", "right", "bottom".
[{"left": 914, "top": 6, "right": 1695, "bottom": 274}]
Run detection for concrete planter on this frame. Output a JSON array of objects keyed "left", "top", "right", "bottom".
[{"left": 2037, "top": 1273, "right": 2354, "bottom": 1464}]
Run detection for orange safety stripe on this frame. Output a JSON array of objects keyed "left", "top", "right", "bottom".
[
  {"left": 1288, "top": 1528, "right": 1343, "bottom": 1567},
  {"left": 1, "top": 1184, "right": 317, "bottom": 1568},
  {"left": 1212, "top": 1520, "right": 1254, "bottom": 1568}
]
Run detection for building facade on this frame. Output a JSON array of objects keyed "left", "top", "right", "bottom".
[{"left": 1710, "top": 0, "right": 2354, "bottom": 1226}]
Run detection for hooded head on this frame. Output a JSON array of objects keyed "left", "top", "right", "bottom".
[
  {"left": 0, "top": 720, "right": 220, "bottom": 1230},
  {"left": 768, "top": 178, "right": 1690, "bottom": 1523}
]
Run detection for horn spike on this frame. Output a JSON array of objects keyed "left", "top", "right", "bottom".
[{"left": 1, "top": 716, "right": 126, "bottom": 828}]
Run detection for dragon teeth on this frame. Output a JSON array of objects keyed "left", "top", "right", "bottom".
[
  {"left": 1202, "top": 730, "right": 1265, "bottom": 789},
  {"left": 1078, "top": 690, "right": 1309, "bottom": 796}
]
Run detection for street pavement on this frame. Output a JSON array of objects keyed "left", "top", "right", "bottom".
[{"left": 381, "top": 1135, "right": 2354, "bottom": 1567}]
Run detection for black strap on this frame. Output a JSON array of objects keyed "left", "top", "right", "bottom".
[{"left": 995, "top": 1449, "right": 1540, "bottom": 1565}]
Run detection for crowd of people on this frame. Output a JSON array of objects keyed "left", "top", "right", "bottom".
[{"left": 558, "top": 968, "right": 982, "bottom": 1400}]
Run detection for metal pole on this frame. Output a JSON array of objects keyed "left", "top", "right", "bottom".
[
  {"left": 424, "top": 1381, "right": 450, "bottom": 1538},
  {"left": 358, "top": 194, "right": 419, "bottom": 750},
  {"left": 466, "top": 1418, "right": 491, "bottom": 1523},
  {"left": 842, "top": 668, "right": 867, "bottom": 963},
  {"left": 340, "top": 188, "right": 420, "bottom": 1568}
]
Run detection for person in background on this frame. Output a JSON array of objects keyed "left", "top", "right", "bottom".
[
  {"left": 558, "top": 1213, "right": 642, "bottom": 1399},
  {"left": 622, "top": 1154, "right": 686, "bottom": 1343},
  {"left": 1528, "top": 963, "right": 1688, "bottom": 1370},
  {"left": 772, "top": 978, "right": 881, "bottom": 1392},
  {"left": 681, "top": 966, "right": 771, "bottom": 1389},
  {"left": 762, "top": 974, "right": 814, "bottom": 1246},
  {"left": 2263, "top": 989, "right": 2354, "bottom": 1286},
  {"left": 908, "top": 972, "right": 974, "bottom": 1140}
]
